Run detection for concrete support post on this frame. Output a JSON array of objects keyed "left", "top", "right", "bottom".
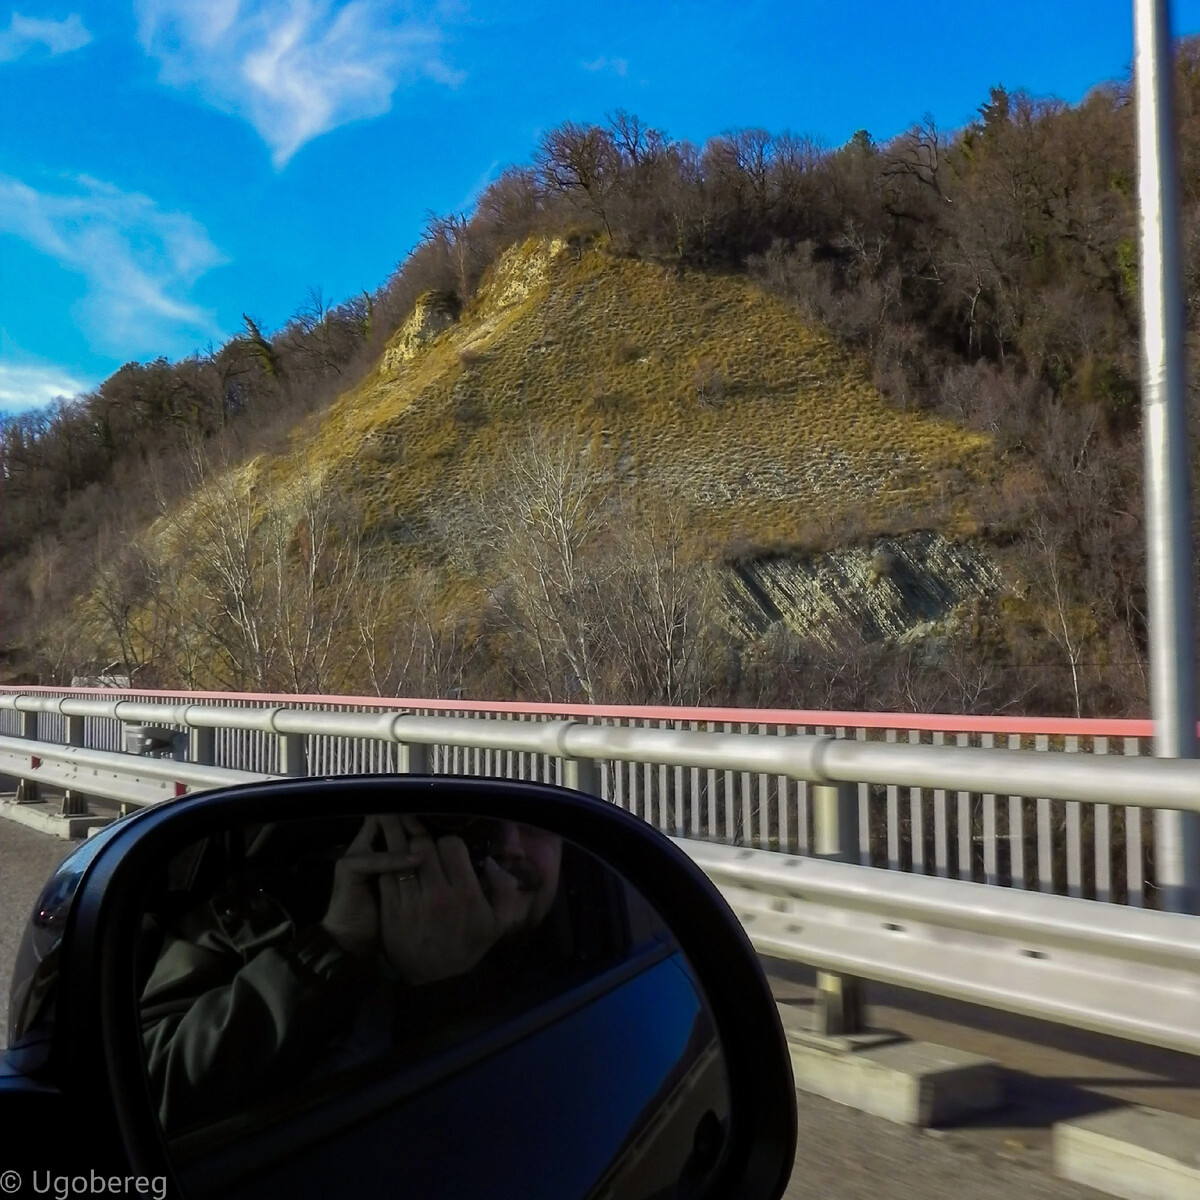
[
  {"left": 62, "top": 716, "right": 89, "bottom": 815},
  {"left": 190, "top": 727, "right": 216, "bottom": 767},
  {"left": 813, "top": 781, "right": 865, "bottom": 1035},
  {"left": 399, "top": 743, "right": 428, "bottom": 774},
  {"left": 17, "top": 710, "right": 39, "bottom": 804},
  {"left": 60, "top": 791, "right": 88, "bottom": 816},
  {"left": 563, "top": 757, "right": 601, "bottom": 797},
  {"left": 813, "top": 782, "right": 859, "bottom": 860},
  {"left": 279, "top": 733, "right": 308, "bottom": 778}
]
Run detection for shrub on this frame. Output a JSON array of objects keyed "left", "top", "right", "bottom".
[
  {"left": 694, "top": 358, "right": 724, "bottom": 408},
  {"left": 614, "top": 336, "right": 640, "bottom": 364}
]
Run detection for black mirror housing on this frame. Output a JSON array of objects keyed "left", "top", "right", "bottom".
[{"left": 2, "top": 776, "right": 796, "bottom": 1200}]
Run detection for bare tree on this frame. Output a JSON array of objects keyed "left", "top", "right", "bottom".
[
  {"left": 88, "top": 531, "right": 174, "bottom": 685},
  {"left": 422, "top": 212, "right": 484, "bottom": 303},
  {"left": 535, "top": 123, "right": 622, "bottom": 237},
  {"left": 271, "top": 467, "right": 366, "bottom": 694},
  {"left": 350, "top": 561, "right": 480, "bottom": 699},
  {"left": 1030, "top": 516, "right": 1090, "bottom": 717},
  {"left": 153, "top": 440, "right": 282, "bottom": 690},
  {"left": 437, "top": 425, "right": 617, "bottom": 702},
  {"left": 601, "top": 495, "right": 725, "bottom": 704}
]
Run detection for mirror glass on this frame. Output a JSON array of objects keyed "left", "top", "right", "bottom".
[{"left": 134, "top": 811, "right": 730, "bottom": 1200}]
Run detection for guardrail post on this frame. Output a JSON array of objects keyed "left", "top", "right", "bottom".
[
  {"left": 562, "top": 757, "right": 601, "bottom": 797},
  {"left": 60, "top": 791, "right": 88, "bottom": 815},
  {"left": 812, "top": 782, "right": 865, "bottom": 1035},
  {"left": 190, "top": 727, "right": 216, "bottom": 767},
  {"left": 279, "top": 733, "right": 308, "bottom": 778},
  {"left": 399, "top": 743, "right": 428, "bottom": 774},
  {"left": 15, "top": 710, "right": 39, "bottom": 804},
  {"left": 59, "top": 713, "right": 90, "bottom": 816}
]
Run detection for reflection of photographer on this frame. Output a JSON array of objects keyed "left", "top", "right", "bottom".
[
  {"left": 321, "top": 814, "right": 562, "bottom": 984},
  {"left": 139, "top": 815, "right": 572, "bottom": 1134}
]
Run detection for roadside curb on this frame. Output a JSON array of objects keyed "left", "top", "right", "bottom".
[
  {"left": 1054, "top": 1105, "right": 1200, "bottom": 1200},
  {"left": 777, "top": 1003, "right": 1003, "bottom": 1127}
]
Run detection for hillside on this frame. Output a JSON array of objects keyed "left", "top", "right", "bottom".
[
  {"left": 98, "top": 235, "right": 1014, "bottom": 704},
  {"left": 9, "top": 64, "right": 1177, "bottom": 713},
  {"left": 289, "top": 238, "right": 996, "bottom": 559}
]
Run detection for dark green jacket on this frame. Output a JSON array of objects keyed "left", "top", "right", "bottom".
[{"left": 139, "top": 876, "right": 573, "bottom": 1135}]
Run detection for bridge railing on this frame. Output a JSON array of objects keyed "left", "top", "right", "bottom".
[{"left": 0, "top": 687, "right": 1176, "bottom": 907}]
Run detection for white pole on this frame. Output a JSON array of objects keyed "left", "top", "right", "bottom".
[{"left": 1135, "top": 0, "right": 1200, "bottom": 912}]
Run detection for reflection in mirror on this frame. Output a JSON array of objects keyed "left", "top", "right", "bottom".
[{"left": 134, "top": 811, "right": 730, "bottom": 1200}]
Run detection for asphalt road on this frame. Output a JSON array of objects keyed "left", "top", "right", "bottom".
[
  {"left": 0, "top": 817, "right": 1168, "bottom": 1197},
  {"left": 0, "top": 819, "right": 74, "bottom": 1046}
]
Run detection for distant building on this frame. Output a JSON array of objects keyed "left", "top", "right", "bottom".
[{"left": 70, "top": 662, "right": 132, "bottom": 688}]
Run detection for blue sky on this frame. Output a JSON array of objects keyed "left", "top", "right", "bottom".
[{"left": 4, "top": 0, "right": 1200, "bottom": 415}]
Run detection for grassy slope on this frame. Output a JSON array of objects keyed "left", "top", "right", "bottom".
[
  {"left": 288, "top": 238, "right": 996, "bottom": 565},
  {"left": 106, "top": 236, "right": 1006, "bottom": 678}
]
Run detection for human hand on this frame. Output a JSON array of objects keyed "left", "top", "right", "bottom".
[
  {"left": 320, "top": 816, "right": 423, "bottom": 958},
  {"left": 375, "top": 815, "right": 536, "bottom": 985}
]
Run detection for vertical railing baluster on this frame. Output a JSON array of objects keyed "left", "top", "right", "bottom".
[
  {"left": 933, "top": 730, "right": 949, "bottom": 877},
  {"left": 1036, "top": 734, "right": 1054, "bottom": 893},
  {"left": 798, "top": 727, "right": 811, "bottom": 854},
  {"left": 856, "top": 727, "right": 869, "bottom": 865},
  {"left": 723, "top": 723, "right": 735, "bottom": 843},
  {"left": 1126, "top": 736, "right": 1145, "bottom": 907},
  {"left": 1009, "top": 734, "right": 1026, "bottom": 889},
  {"left": 956, "top": 731, "right": 971, "bottom": 880},
  {"left": 740, "top": 722, "right": 753, "bottom": 847},
  {"left": 886, "top": 728, "right": 900, "bottom": 870},
  {"left": 1094, "top": 736, "right": 1112, "bottom": 902},
  {"left": 675, "top": 722, "right": 685, "bottom": 838},
  {"left": 909, "top": 728, "right": 924, "bottom": 874},
  {"left": 758, "top": 725, "right": 771, "bottom": 850},
  {"left": 659, "top": 720, "right": 670, "bottom": 831},
  {"left": 777, "top": 725, "right": 790, "bottom": 854},
  {"left": 982, "top": 732, "right": 997, "bottom": 885},
  {"left": 1065, "top": 735, "right": 1083, "bottom": 898}
]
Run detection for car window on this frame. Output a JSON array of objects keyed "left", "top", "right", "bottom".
[{"left": 134, "top": 814, "right": 691, "bottom": 1145}]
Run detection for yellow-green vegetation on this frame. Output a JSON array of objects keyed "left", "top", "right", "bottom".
[
  {"left": 79, "top": 236, "right": 1010, "bottom": 691},
  {"left": 294, "top": 236, "right": 997, "bottom": 565}
]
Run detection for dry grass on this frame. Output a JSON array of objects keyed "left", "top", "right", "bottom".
[{"left": 287, "top": 237, "right": 997, "bottom": 568}]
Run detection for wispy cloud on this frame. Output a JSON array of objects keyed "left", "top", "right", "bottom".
[
  {"left": 0, "top": 11, "right": 91, "bottom": 62},
  {"left": 0, "top": 172, "right": 225, "bottom": 355},
  {"left": 581, "top": 55, "right": 627, "bottom": 77},
  {"left": 454, "top": 158, "right": 499, "bottom": 214},
  {"left": 0, "top": 361, "right": 92, "bottom": 413},
  {"left": 134, "top": 0, "right": 464, "bottom": 168}
]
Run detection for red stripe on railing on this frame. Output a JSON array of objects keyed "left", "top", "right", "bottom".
[{"left": 0, "top": 684, "right": 1165, "bottom": 737}]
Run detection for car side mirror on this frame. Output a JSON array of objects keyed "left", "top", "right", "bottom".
[{"left": 3, "top": 777, "right": 796, "bottom": 1200}]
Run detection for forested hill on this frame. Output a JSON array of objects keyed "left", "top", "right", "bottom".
[{"left": 6, "top": 42, "right": 1200, "bottom": 716}]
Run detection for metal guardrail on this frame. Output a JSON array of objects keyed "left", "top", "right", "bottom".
[
  {"left": 0, "top": 737, "right": 274, "bottom": 811},
  {"left": 687, "top": 839, "right": 1200, "bottom": 1057},
  {"left": 0, "top": 693, "right": 1191, "bottom": 910},
  {"left": 6, "top": 695, "right": 1200, "bottom": 808},
  {"left": 1, "top": 719, "right": 1197, "bottom": 1055}
]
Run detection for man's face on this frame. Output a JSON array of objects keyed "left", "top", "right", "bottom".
[{"left": 485, "top": 820, "right": 562, "bottom": 927}]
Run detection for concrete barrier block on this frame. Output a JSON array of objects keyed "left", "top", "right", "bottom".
[
  {"left": 784, "top": 1032, "right": 1003, "bottom": 1127},
  {"left": 0, "top": 798, "right": 113, "bottom": 839},
  {"left": 1055, "top": 1106, "right": 1200, "bottom": 1200}
]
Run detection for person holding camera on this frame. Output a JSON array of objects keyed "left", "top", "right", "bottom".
[
  {"left": 138, "top": 814, "right": 565, "bottom": 1134},
  {"left": 320, "top": 813, "right": 562, "bottom": 984}
]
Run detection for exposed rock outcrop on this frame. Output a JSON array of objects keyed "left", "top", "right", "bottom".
[
  {"left": 723, "top": 532, "right": 1004, "bottom": 647},
  {"left": 379, "top": 291, "right": 460, "bottom": 375}
]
